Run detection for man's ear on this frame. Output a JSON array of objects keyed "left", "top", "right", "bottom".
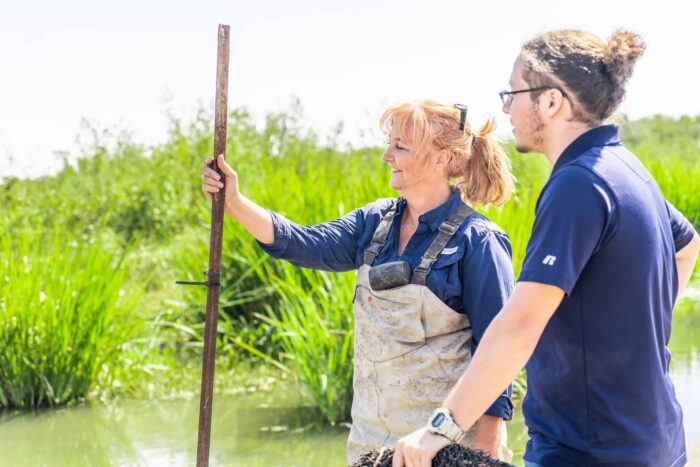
[{"left": 542, "top": 88, "right": 567, "bottom": 119}]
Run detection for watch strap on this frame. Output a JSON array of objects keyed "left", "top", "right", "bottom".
[{"left": 428, "top": 408, "right": 465, "bottom": 443}]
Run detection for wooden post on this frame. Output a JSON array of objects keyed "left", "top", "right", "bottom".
[{"left": 196, "top": 23, "right": 229, "bottom": 467}]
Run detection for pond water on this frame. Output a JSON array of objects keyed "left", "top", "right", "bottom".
[{"left": 1, "top": 299, "right": 698, "bottom": 466}]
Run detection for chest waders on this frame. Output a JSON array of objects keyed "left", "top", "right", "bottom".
[{"left": 347, "top": 203, "right": 511, "bottom": 465}]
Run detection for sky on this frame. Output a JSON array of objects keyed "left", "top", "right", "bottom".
[{"left": 1, "top": 0, "right": 698, "bottom": 179}]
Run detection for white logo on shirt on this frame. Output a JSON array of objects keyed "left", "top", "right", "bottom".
[
  {"left": 542, "top": 255, "right": 557, "bottom": 266},
  {"left": 441, "top": 246, "right": 459, "bottom": 256}
]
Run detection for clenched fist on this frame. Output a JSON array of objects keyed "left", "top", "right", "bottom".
[{"left": 201, "top": 154, "right": 240, "bottom": 204}]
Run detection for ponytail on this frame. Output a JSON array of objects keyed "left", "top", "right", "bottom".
[
  {"left": 452, "top": 118, "right": 514, "bottom": 207},
  {"left": 603, "top": 29, "right": 646, "bottom": 88},
  {"left": 381, "top": 100, "right": 515, "bottom": 208}
]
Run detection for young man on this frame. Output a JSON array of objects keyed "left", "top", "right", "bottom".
[{"left": 392, "top": 29, "right": 700, "bottom": 467}]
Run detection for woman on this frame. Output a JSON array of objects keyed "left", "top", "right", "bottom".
[{"left": 202, "top": 101, "right": 516, "bottom": 464}]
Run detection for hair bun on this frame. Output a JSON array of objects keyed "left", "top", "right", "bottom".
[{"left": 603, "top": 29, "right": 646, "bottom": 87}]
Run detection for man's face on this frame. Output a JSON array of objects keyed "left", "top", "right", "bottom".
[{"left": 505, "top": 57, "right": 545, "bottom": 154}]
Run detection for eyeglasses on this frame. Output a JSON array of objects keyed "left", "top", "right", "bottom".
[{"left": 499, "top": 87, "right": 567, "bottom": 109}]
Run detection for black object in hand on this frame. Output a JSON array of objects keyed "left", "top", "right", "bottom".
[{"left": 351, "top": 444, "right": 514, "bottom": 467}]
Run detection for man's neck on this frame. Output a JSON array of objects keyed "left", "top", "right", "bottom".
[{"left": 542, "top": 122, "right": 595, "bottom": 166}]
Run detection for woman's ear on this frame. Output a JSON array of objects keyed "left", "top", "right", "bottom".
[{"left": 434, "top": 148, "right": 452, "bottom": 171}]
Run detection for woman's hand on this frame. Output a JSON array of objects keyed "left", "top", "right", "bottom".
[
  {"left": 472, "top": 414, "right": 505, "bottom": 460},
  {"left": 200, "top": 154, "right": 275, "bottom": 244},
  {"left": 472, "top": 439, "right": 504, "bottom": 461},
  {"left": 201, "top": 154, "right": 240, "bottom": 206}
]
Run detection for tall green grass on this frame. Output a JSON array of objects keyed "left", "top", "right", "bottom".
[
  {"left": 0, "top": 231, "right": 141, "bottom": 408},
  {"left": 1, "top": 107, "right": 698, "bottom": 421},
  {"left": 167, "top": 119, "right": 388, "bottom": 422},
  {"left": 166, "top": 112, "right": 700, "bottom": 423},
  {"left": 258, "top": 265, "right": 355, "bottom": 424},
  {"left": 621, "top": 115, "right": 700, "bottom": 228}
]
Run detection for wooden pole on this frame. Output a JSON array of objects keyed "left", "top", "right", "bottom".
[{"left": 196, "top": 23, "right": 229, "bottom": 467}]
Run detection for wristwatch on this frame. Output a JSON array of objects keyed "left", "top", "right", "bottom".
[{"left": 427, "top": 408, "right": 465, "bottom": 443}]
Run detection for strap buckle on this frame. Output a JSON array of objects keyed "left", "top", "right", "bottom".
[
  {"left": 414, "top": 258, "right": 435, "bottom": 274},
  {"left": 438, "top": 221, "right": 460, "bottom": 235}
]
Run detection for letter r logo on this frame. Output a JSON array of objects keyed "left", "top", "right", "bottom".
[{"left": 542, "top": 255, "right": 557, "bottom": 266}]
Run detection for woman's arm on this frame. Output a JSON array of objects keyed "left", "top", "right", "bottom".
[
  {"left": 459, "top": 229, "right": 516, "bottom": 457},
  {"left": 202, "top": 154, "right": 369, "bottom": 272},
  {"left": 473, "top": 415, "right": 504, "bottom": 459},
  {"left": 202, "top": 154, "right": 275, "bottom": 244},
  {"left": 226, "top": 193, "right": 275, "bottom": 245}
]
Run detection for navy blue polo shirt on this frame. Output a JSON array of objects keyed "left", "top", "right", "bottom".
[
  {"left": 519, "top": 125, "right": 696, "bottom": 466},
  {"left": 258, "top": 189, "right": 515, "bottom": 420}
]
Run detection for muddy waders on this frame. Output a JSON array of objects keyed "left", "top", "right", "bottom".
[{"left": 346, "top": 204, "right": 511, "bottom": 465}]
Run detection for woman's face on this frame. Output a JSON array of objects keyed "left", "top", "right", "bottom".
[{"left": 382, "top": 126, "right": 425, "bottom": 192}]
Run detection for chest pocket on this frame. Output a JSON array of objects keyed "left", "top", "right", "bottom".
[
  {"left": 354, "top": 283, "right": 426, "bottom": 362},
  {"left": 425, "top": 245, "right": 464, "bottom": 306}
]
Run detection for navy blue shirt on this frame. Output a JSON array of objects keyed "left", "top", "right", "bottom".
[
  {"left": 519, "top": 125, "right": 697, "bottom": 466},
  {"left": 259, "top": 189, "right": 515, "bottom": 420}
]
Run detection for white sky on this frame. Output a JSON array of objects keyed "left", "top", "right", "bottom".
[{"left": 1, "top": 0, "right": 698, "bottom": 179}]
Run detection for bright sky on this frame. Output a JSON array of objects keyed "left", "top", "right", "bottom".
[{"left": 1, "top": 0, "right": 697, "bottom": 179}]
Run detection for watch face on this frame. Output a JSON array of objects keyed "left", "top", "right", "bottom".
[{"left": 431, "top": 412, "right": 445, "bottom": 428}]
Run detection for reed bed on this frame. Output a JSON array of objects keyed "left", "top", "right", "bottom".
[
  {"left": 0, "top": 231, "right": 141, "bottom": 408},
  {"left": 1, "top": 108, "right": 697, "bottom": 419}
]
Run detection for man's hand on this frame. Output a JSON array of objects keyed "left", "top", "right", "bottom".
[{"left": 392, "top": 427, "right": 451, "bottom": 467}]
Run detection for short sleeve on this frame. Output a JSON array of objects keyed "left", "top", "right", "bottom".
[
  {"left": 665, "top": 200, "right": 696, "bottom": 252},
  {"left": 518, "top": 166, "right": 613, "bottom": 294}
]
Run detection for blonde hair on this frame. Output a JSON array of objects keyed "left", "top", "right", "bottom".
[
  {"left": 379, "top": 100, "right": 514, "bottom": 207},
  {"left": 521, "top": 29, "right": 646, "bottom": 125}
]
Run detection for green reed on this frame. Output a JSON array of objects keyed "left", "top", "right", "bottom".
[
  {"left": 168, "top": 112, "right": 699, "bottom": 423},
  {"left": 2, "top": 107, "right": 697, "bottom": 421},
  {"left": 258, "top": 264, "right": 356, "bottom": 424},
  {"left": 0, "top": 231, "right": 141, "bottom": 408}
]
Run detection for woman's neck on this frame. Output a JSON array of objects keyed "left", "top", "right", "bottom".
[{"left": 400, "top": 184, "right": 453, "bottom": 222}]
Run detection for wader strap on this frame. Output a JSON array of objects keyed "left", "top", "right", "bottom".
[
  {"left": 363, "top": 203, "right": 399, "bottom": 265},
  {"left": 411, "top": 204, "right": 475, "bottom": 286}
]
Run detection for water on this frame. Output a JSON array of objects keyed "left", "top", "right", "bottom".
[
  {"left": 0, "top": 386, "right": 348, "bottom": 467},
  {"left": 1, "top": 300, "right": 698, "bottom": 467}
]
